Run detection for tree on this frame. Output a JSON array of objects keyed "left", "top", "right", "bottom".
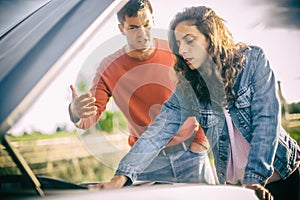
[{"left": 288, "top": 102, "right": 300, "bottom": 114}]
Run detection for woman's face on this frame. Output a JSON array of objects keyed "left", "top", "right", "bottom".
[{"left": 174, "top": 21, "right": 210, "bottom": 70}]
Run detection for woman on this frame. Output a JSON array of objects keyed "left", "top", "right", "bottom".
[{"left": 95, "top": 6, "right": 300, "bottom": 200}]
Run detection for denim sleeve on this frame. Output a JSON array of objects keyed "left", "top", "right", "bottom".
[
  {"left": 243, "top": 47, "right": 280, "bottom": 185},
  {"left": 115, "top": 88, "right": 189, "bottom": 184}
]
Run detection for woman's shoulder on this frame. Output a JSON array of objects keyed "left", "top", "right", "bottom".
[
  {"left": 240, "top": 44, "right": 271, "bottom": 78},
  {"left": 241, "top": 44, "right": 266, "bottom": 60}
]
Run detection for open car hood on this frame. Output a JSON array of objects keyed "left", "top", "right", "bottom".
[
  {"left": 0, "top": 0, "right": 123, "bottom": 197},
  {"left": 0, "top": 0, "right": 118, "bottom": 134}
]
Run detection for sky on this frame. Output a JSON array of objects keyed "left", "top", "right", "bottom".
[{"left": 9, "top": 0, "right": 300, "bottom": 135}]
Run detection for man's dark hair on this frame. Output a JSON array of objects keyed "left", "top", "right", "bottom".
[{"left": 117, "top": 0, "right": 153, "bottom": 24}]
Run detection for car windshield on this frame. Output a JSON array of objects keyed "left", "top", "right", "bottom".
[{"left": 1, "top": 0, "right": 299, "bottom": 198}]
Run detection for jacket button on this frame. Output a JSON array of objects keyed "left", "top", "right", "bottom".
[
  {"left": 220, "top": 135, "right": 226, "bottom": 141},
  {"left": 220, "top": 156, "right": 227, "bottom": 161}
]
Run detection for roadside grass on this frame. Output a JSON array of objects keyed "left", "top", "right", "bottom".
[
  {"left": 8, "top": 131, "right": 77, "bottom": 142},
  {"left": 8, "top": 127, "right": 300, "bottom": 145},
  {"left": 287, "top": 128, "right": 300, "bottom": 145}
]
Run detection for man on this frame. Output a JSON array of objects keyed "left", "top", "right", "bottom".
[{"left": 69, "top": 0, "right": 215, "bottom": 187}]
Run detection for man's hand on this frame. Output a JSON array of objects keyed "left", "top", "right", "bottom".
[
  {"left": 70, "top": 85, "right": 97, "bottom": 119},
  {"left": 245, "top": 184, "right": 274, "bottom": 200},
  {"left": 189, "top": 142, "right": 208, "bottom": 153},
  {"left": 88, "top": 175, "right": 128, "bottom": 190}
]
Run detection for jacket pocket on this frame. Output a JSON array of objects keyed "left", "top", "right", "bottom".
[
  {"left": 234, "top": 87, "right": 252, "bottom": 134},
  {"left": 234, "top": 86, "right": 251, "bottom": 109},
  {"left": 195, "top": 109, "right": 219, "bottom": 128}
]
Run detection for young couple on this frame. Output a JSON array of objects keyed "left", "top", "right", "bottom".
[{"left": 69, "top": 1, "right": 300, "bottom": 200}]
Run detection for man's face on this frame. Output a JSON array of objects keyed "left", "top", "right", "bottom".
[{"left": 119, "top": 8, "right": 154, "bottom": 52}]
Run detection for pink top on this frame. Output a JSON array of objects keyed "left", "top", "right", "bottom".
[{"left": 224, "top": 109, "right": 281, "bottom": 184}]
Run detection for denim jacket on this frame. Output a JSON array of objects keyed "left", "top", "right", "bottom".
[{"left": 116, "top": 46, "right": 300, "bottom": 185}]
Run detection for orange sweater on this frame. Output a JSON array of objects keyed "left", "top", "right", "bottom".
[{"left": 75, "top": 39, "right": 205, "bottom": 147}]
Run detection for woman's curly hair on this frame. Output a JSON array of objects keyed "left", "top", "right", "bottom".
[{"left": 168, "top": 6, "right": 248, "bottom": 105}]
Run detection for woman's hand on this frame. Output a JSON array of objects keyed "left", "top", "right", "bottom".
[
  {"left": 88, "top": 175, "right": 128, "bottom": 190},
  {"left": 245, "top": 184, "right": 274, "bottom": 200}
]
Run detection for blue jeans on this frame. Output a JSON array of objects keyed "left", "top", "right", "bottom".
[{"left": 136, "top": 149, "right": 216, "bottom": 184}]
